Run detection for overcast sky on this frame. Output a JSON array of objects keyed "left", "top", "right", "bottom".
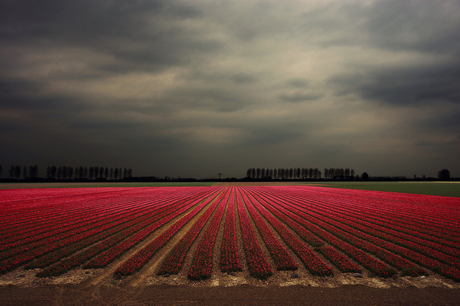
[{"left": 1, "top": 0, "right": 459, "bottom": 179}]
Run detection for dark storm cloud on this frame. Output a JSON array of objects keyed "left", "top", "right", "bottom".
[
  {"left": 1, "top": 0, "right": 459, "bottom": 178},
  {"left": 328, "top": 62, "right": 460, "bottom": 106},
  {"left": 278, "top": 93, "right": 323, "bottom": 103}
]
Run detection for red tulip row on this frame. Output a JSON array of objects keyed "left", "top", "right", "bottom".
[
  {"left": 284, "top": 190, "right": 460, "bottom": 259},
  {"left": 36, "top": 190, "right": 211, "bottom": 278},
  {"left": 241, "top": 188, "right": 333, "bottom": 276},
  {"left": 265, "top": 189, "right": 458, "bottom": 277},
  {"left": 316, "top": 247, "right": 361, "bottom": 273},
  {"left": 1, "top": 189, "right": 138, "bottom": 239},
  {"left": 30, "top": 191, "right": 194, "bottom": 271},
  {"left": 240, "top": 190, "right": 298, "bottom": 271},
  {"left": 0, "top": 188, "right": 218, "bottom": 275},
  {"left": 308, "top": 193, "right": 460, "bottom": 248},
  {"left": 255, "top": 186, "right": 460, "bottom": 280},
  {"left": 1, "top": 195, "right": 153, "bottom": 253},
  {"left": 0, "top": 192, "right": 183, "bottom": 263},
  {"left": 188, "top": 189, "right": 230, "bottom": 280},
  {"left": 86, "top": 188, "right": 222, "bottom": 270},
  {"left": 236, "top": 190, "right": 273, "bottom": 280},
  {"left": 277, "top": 187, "right": 460, "bottom": 244},
  {"left": 250, "top": 189, "right": 396, "bottom": 277},
  {"left": 220, "top": 188, "right": 243, "bottom": 273},
  {"left": 112, "top": 188, "right": 224, "bottom": 278},
  {"left": 157, "top": 190, "right": 229, "bottom": 276}
]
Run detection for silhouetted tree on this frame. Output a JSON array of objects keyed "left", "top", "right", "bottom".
[
  {"left": 14, "top": 165, "right": 21, "bottom": 179},
  {"left": 438, "top": 169, "right": 450, "bottom": 180},
  {"left": 361, "top": 172, "right": 369, "bottom": 180}
]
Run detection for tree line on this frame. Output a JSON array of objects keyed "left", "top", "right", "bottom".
[
  {"left": 0, "top": 165, "right": 133, "bottom": 181},
  {"left": 246, "top": 168, "right": 356, "bottom": 180}
]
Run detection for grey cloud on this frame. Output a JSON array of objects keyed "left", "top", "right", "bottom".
[
  {"left": 328, "top": 62, "right": 460, "bottom": 106},
  {"left": 279, "top": 93, "right": 323, "bottom": 103},
  {"left": 286, "top": 79, "right": 310, "bottom": 88},
  {"left": 1, "top": 0, "right": 460, "bottom": 178}
]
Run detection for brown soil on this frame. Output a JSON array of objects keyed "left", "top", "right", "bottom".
[{"left": 1, "top": 284, "right": 460, "bottom": 306}]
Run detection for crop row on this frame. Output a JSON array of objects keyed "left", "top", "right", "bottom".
[
  {"left": 219, "top": 188, "right": 242, "bottom": 273},
  {"left": 113, "top": 188, "right": 223, "bottom": 278},
  {"left": 187, "top": 189, "right": 230, "bottom": 280}
]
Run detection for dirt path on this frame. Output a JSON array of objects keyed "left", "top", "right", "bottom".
[{"left": 2, "top": 284, "right": 460, "bottom": 306}]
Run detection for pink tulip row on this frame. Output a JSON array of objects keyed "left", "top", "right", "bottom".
[
  {"left": 112, "top": 188, "right": 224, "bottom": 278},
  {"left": 188, "top": 189, "right": 231, "bottom": 280},
  {"left": 219, "top": 188, "right": 243, "bottom": 273},
  {"left": 236, "top": 191, "right": 273, "bottom": 280}
]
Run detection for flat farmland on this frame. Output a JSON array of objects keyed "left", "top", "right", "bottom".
[{"left": 1, "top": 185, "right": 460, "bottom": 304}]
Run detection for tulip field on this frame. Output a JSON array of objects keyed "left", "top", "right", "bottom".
[{"left": 1, "top": 185, "right": 460, "bottom": 284}]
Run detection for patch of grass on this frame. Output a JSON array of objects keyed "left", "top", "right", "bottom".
[{"left": 305, "top": 181, "right": 460, "bottom": 197}]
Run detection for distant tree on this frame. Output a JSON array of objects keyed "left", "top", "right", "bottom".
[
  {"left": 22, "top": 166, "right": 27, "bottom": 179},
  {"left": 110, "top": 168, "right": 114, "bottom": 180},
  {"left": 114, "top": 168, "right": 119, "bottom": 180},
  {"left": 261, "top": 168, "right": 265, "bottom": 178},
  {"left": 123, "top": 168, "right": 127, "bottom": 179},
  {"left": 29, "top": 165, "right": 38, "bottom": 178},
  {"left": 9, "top": 166, "right": 14, "bottom": 179},
  {"left": 14, "top": 165, "right": 21, "bottom": 179},
  {"left": 84, "top": 167, "right": 88, "bottom": 179},
  {"left": 51, "top": 166, "right": 57, "bottom": 179},
  {"left": 104, "top": 167, "right": 109, "bottom": 179},
  {"left": 0, "top": 165, "right": 2, "bottom": 177},
  {"left": 361, "top": 172, "right": 369, "bottom": 180},
  {"left": 289, "top": 168, "right": 293, "bottom": 179},
  {"left": 438, "top": 169, "right": 451, "bottom": 180},
  {"left": 68, "top": 167, "right": 74, "bottom": 180},
  {"left": 351, "top": 169, "right": 355, "bottom": 178},
  {"left": 127, "top": 168, "right": 133, "bottom": 178}
]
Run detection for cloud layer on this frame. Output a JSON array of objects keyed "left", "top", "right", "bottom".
[{"left": 1, "top": 0, "right": 459, "bottom": 178}]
